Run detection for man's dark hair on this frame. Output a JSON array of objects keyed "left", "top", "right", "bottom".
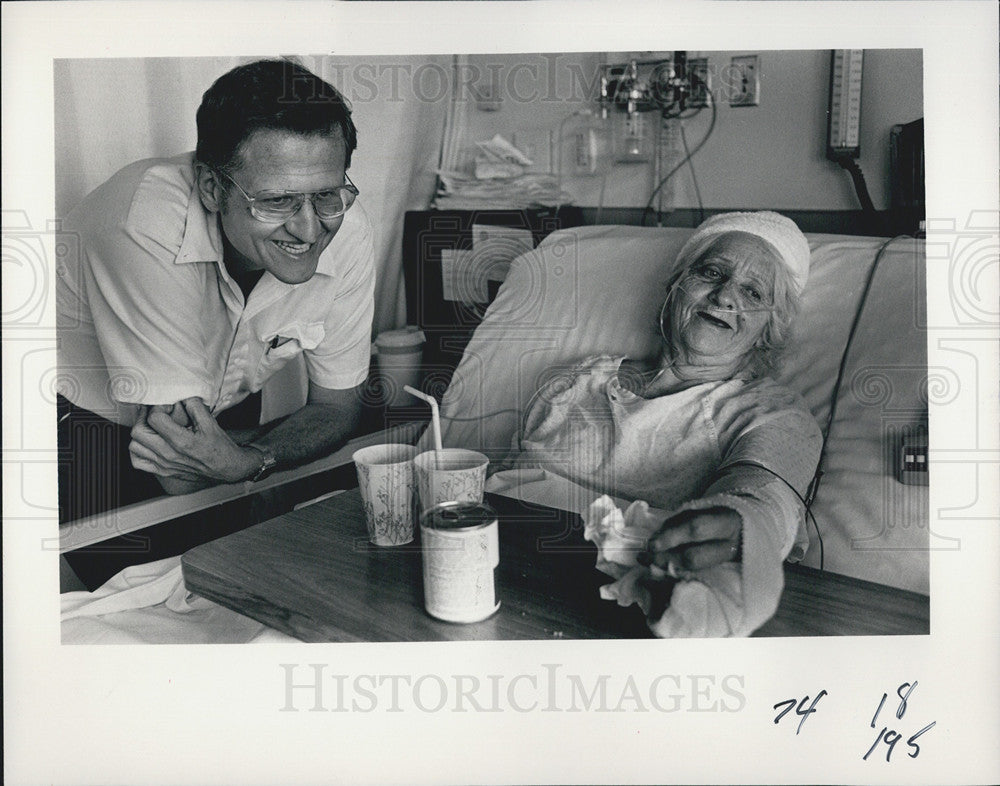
[{"left": 196, "top": 59, "right": 358, "bottom": 172}]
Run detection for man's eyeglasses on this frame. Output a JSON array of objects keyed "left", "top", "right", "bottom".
[{"left": 215, "top": 169, "right": 359, "bottom": 223}]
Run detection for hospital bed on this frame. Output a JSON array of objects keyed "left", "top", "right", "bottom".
[{"left": 60, "top": 207, "right": 930, "bottom": 603}]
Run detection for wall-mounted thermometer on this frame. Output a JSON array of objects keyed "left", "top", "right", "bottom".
[{"left": 827, "top": 49, "right": 864, "bottom": 160}]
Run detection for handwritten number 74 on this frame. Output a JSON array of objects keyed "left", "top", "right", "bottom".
[{"left": 773, "top": 690, "right": 827, "bottom": 734}]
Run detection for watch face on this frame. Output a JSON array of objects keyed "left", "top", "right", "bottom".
[{"left": 249, "top": 446, "right": 278, "bottom": 482}]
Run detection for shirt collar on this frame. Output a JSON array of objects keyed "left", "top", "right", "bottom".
[
  {"left": 175, "top": 155, "right": 225, "bottom": 267},
  {"left": 313, "top": 202, "right": 367, "bottom": 278}
]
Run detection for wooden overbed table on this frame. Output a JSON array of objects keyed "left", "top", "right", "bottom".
[{"left": 181, "top": 488, "right": 929, "bottom": 642}]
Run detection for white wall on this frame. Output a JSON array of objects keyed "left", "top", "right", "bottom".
[{"left": 453, "top": 49, "right": 923, "bottom": 212}]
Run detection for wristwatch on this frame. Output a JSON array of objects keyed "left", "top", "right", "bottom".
[{"left": 246, "top": 443, "right": 278, "bottom": 482}]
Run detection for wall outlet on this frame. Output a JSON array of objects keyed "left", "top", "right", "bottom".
[
  {"left": 899, "top": 443, "right": 929, "bottom": 486},
  {"left": 729, "top": 54, "right": 760, "bottom": 107}
]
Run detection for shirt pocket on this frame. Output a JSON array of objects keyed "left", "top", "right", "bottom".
[{"left": 251, "top": 322, "right": 326, "bottom": 389}]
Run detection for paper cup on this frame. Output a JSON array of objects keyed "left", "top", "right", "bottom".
[
  {"left": 353, "top": 443, "right": 420, "bottom": 546},
  {"left": 413, "top": 449, "right": 490, "bottom": 513}
]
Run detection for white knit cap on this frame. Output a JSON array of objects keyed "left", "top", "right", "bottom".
[{"left": 674, "top": 211, "right": 811, "bottom": 295}]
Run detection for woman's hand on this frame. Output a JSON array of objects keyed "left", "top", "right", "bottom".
[{"left": 638, "top": 506, "right": 742, "bottom": 575}]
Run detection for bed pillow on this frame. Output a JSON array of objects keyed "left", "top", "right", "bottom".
[{"left": 432, "top": 225, "right": 684, "bottom": 457}]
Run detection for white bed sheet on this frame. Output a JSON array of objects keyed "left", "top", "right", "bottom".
[{"left": 61, "top": 557, "right": 297, "bottom": 645}]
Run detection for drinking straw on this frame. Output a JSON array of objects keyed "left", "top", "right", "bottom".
[{"left": 403, "top": 385, "right": 443, "bottom": 454}]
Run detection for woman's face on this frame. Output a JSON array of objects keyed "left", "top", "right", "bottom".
[{"left": 666, "top": 232, "right": 778, "bottom": 371}]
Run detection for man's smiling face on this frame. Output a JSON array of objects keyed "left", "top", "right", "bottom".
[
  {"left": 668, "top": 232, "right": 778, "bottom": 370},
  {"left": 214, "top": 127, "right": 348, "bottom": 284}
]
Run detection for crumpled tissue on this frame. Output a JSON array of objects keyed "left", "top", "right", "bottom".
[
  {"left": 583, "top": 495, "right": 742, "bottom": 638},
  {"left": 583, "top": 495, "right": 667, "bottom": 613}
]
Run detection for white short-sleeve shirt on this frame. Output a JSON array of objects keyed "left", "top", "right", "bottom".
[{"left": 56, "top": 153, "right": 375, "bottom": 425}]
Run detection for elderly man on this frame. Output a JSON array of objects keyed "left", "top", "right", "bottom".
[{"left": 57, "top": 60, "right": 374, "bottom": 586}]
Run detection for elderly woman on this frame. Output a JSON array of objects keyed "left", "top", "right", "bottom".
[{"left": 506, "top": 211, "right": 822, "bottom": 637}]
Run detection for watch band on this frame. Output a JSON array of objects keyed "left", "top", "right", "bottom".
[{"left": 246, "top": 443, "right": 278, "bottom": 482}]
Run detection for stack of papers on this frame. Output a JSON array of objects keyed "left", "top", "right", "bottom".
[{"left": 434, "top": 134, "right": 570, "bottom": 209}]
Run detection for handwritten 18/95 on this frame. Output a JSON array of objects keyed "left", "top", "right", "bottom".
[
  {"left": 772, "top": 680, "right": 936, "bottom": 763},
  {"left": 864, "top": 681, "right": 936, "bottom": 763}
]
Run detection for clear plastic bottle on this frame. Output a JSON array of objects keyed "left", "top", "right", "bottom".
[
  {"left": 559, "top": 109, "right": 613, "bottom": 178},
  {"left": 614, "top": 107, "right": 653, "bottom": 164}
]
